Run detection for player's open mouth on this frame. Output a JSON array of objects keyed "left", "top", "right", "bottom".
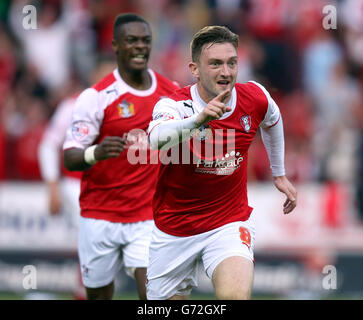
[
  {"left": 217, "top": 80, "right": 230, "bottom": 87},
  {"left": 131, "top": 54, "right": 147, "bottom": 64}
]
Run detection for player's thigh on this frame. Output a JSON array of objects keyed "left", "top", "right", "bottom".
[
  {"left": 122, "top": 220, "right": 155, "bottom": 300},
  {"left": 202, "top": 220, "right": 255, "bottom": 299},
  {"left": 78, "top": 217, "right": 122, "bottom": 289},
  {"left": 146, "top": 226, "right": 203, "bottom": 300},
  {"left": 122, "top": 220, "right": 155, "bottom": 275},
  {"left": 212, "top": 256, "right": 254, "bottom": 300}
]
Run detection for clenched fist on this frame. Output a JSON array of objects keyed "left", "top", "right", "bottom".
[{"left": 94, "top": 136, "right": 127, "bottom": 160}]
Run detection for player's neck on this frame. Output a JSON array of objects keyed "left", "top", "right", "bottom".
[{"left": 117, "top": 66, "right": 151, "bottom": 90}]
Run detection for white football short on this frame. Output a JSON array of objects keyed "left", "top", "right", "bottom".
[
  {"left": 78, "top": 217, "right": 154, "bottom": 288},
  {"left": 146, "top": 215, "right": 255, "bottom": 300}
]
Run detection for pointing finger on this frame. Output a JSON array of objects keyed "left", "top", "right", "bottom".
[{"left": 214, "top": 89, "right": 231, "bottom": 103}]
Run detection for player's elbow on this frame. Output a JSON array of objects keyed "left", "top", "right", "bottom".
[{"left": 148, "top": 128, "right": 163, "bottom": 150}]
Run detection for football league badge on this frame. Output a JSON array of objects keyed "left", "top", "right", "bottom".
[
  {"left": 72, "top": 122, "right": 89, "bottom": 141},
  {"left": 118, "top": 99, "right": 135, "bottom": 118},
  {"left": 240, "top": 115, "right": 252, "bottom": 133}
]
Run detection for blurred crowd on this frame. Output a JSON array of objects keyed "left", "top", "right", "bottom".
[{"left": 0, "top": 0, "right": 362, "bottom": 219}]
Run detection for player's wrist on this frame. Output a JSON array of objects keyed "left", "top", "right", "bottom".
[
  {"left": 84, "top": 145, "right": 99, "bottom": 165},
  {"left": 196, "top": 113, "right": 207, "bottom": 127},
  {"left": 272, "top": 173, "right": 286, "bottom": 180},
  {"left": 273, "top": 175, "right": 285, "bottom": 179}
]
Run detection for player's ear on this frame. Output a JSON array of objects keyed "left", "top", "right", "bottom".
[
  {"left": 189, "top": 62, "right": 199, "bottom": 79},
  {"left": 112, "top": 39, "right": 118, "bottom": 54}
]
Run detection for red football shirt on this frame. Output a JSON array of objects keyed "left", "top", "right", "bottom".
[
  {"left": 63, "top": 68, "right": 179, "bottom": 222},
  {"left": 148, "top": 81, "right": 281, "bottom": 236}
]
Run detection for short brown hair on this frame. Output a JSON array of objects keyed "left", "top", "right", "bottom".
[{"left": 190, "top": 26, "right": 239, "bottom": 62}]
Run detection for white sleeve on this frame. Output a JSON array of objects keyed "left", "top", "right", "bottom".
[
  {"left": 250, "top": 81, "right": 285, "bottom": 177},
  {"left": 260, "top": 118, "right": 285, "bottom": 177},
  {"left": 148, "top": 98, "right": 199, "bottom": 150},
  {"left": 63, "top": 88, "right": 103, "bottom": 150},
  {"left": 148, "top": 98, "right": 183, "bottom": 131},
  {"left": 38, "top": 99, "right": 75, "bottom": 182}
]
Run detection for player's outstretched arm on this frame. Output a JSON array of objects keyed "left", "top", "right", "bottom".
[
  {"left": 273, "top": 175, "right": 297, "bottom": 214},
  {"left": 149, "top": 90, "right": 232, "bottom": 150},
  {"left": 64, "top": 136, "right": 126, "bottom": 171}
]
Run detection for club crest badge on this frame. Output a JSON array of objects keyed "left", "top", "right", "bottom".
[
  {"left": 240, "top": 115, "right": 252, "bottom": 133},
  {"left": 118, "top": 99, "right": 135, "bottom": 118},
  {"left": 239, "top": 227, "right": 251, "bottom": 249}
]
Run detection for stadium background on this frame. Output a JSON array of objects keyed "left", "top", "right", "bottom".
[{"left": 0, "top": 0, "right": 363, "bottom": 299}]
